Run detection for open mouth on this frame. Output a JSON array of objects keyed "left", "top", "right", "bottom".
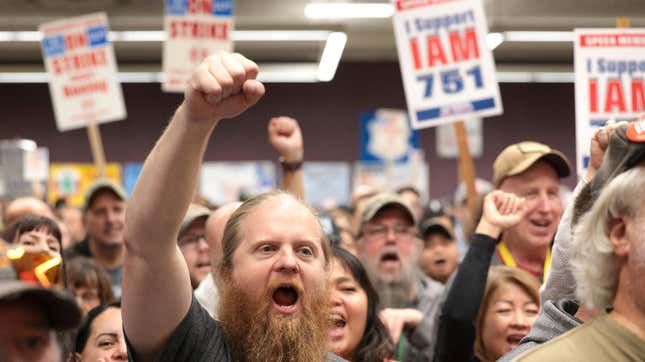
[
  {"left": 530, "top": 220, "right": 550, "bottom": 228},
  {"left": 331, "top": 314, "right": 346, "bottom": 328},
  {"left": 380, "top": 252, "right": 400, "bottom": 263},
  {"left": 272, "top": 286, "right": 299, "bottom": 308},
  {"left": 329, "top": 313, "right": 347, "bottom": 339},
  {"left": 196, "top": 261, "right": 211, "bottom": 268},
  {"left": 506, "top": 334, "right": 524, "bottom": 346},
  {"left": 434, "top": 258, "right": 446, "bottom": 266}
]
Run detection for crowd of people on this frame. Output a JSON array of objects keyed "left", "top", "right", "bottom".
[{"left": 1, "top": 51, "right": 644, "bottom": 361}]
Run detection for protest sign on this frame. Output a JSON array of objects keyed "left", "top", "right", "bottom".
[
  {"left": 360, "top": 109, "right": 420, "bottom": 163},
  {"left": 392, "top": 0, "right": 502, "bottom": 129},
  {"left": 574, "top": 28, "right": 645, "bottom": 176},
  {"left": 163, "top": 0, "right": 234, "bottom": 92},
  {"left": 40, "top": 12, "right": 126, "bottom": 132},
  {"left": 48, "top": 163, "right": 122, "bottom": 207}
]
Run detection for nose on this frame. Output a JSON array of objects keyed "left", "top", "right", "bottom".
[
  {"left": 197, "top": 237, "right": 210, "bottom": 252},
  {"left": 536, "top": 192, "right": 555, "bottom": 213},
  {"left": 112, "top": 339, "right": 128, "bottom": 360},
  {"left": 330, "top": 290, "right": 343, "bottom": 306},
  {"left": 274, "top": 247, "right": 299, "bottom": 274},
  {"left": 510, "top": 310, "right": 531, "bottom": 330},
  {"left": 384, "top": 227, "right": 398, "bottom": 244}
]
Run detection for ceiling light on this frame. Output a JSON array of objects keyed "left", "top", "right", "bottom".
[
  {"left": 305, "top": 2, "right": 394, "bottom": 19},
  {"left": 503, "top": 31, "right": 574, "bottom": 42},
  {"left": 486, "top": 32, "right": 504, "bottom": 50},
  {"left": 318, "top": 32, "right": 347, "bottom": 81}
]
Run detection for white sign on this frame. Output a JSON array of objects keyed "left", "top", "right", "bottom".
[
  {"left": 200, "top": 161, "right": 275, "bottom": 205},
  {"left": 302, "top": 162, "right": 351, "bottom": 208},
  {"left": 436, "top": 117, "right": 482, "bottom": 158},
  {"left": 40, "top": 12, "right": 126, "bottom": 131},
  {"left": 392, "top": 0, "right": 502, "bottom": 129},
  {"left": 353, "top": 159, "right": 429, "bottom": 202},
  {"left": 574, "top": 28, "right": 645, "bottom": 177},
  {"left": 163, "top": 0, "right": 234, "bottom": 92}
]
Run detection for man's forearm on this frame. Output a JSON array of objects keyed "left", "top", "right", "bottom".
[
  {"left": 281, "top": 168, "right": 305, "bottom": 199},
  {"left": 126, "top": 103, "right": 218, "bottom": 257}
]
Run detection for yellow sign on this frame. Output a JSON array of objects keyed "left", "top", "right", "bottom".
[{"left": 48, "top": 163, "right": 122, "bottom": 207}]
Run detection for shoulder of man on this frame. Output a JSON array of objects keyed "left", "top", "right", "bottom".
[{"left": 63, "top": 239, "right": 91, "bottom": 259}]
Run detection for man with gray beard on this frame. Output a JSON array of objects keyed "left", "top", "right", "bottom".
[{"left": 357, "top": 193, "right": 444, "bottom": 361}]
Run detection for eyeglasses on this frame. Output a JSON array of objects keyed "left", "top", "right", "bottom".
[
  {"left": 362, "top": 224, "right": 416, "bottom": 241},
  {"left": 178, "top": 234, "right": 208, "bottom": 247}
]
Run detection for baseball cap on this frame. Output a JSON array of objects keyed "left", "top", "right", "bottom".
[
  {"left": 83, "top": 178, "right": 127, "bottom": 212},
  {"left": 573, "top": 118, "right": 645, "bottom": 224},
  {"left": 358, "top": 193, "right": 416, "bottom": 236},
  {"left": 179, "top": 203, "right": 211, "bottom": 236},
  {"left": 493, "top": 141, "right": 572, "bottom": 187},
  {"left": 420, "top": 216, "right": 455, "bottom": 240},
  {"left": 0, "top": 242, "right": 81, "bottom": 330}
]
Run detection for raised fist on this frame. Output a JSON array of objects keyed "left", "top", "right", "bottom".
[
  {"left": 268, "top": 116, "right": 304, "bottom": 162},
  {"left": 476, "top": 190, "right": 527, "bottom": 238},
  {"left": 183, "top": 52, "right": 265, "bottom": 124}
]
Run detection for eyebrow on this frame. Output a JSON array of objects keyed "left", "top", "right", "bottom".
[
  {"left": 95, "top": 333, "right": 119, "bottom": 340},
  {"left": 333, "top": 276, "right": 354, "bottom": 284}
]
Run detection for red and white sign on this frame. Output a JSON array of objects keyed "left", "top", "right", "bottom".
[
  {"left": 392, "top": 0, "right": 502, "bottom": 129},
  {"left": 163, "top": 0, "right": 234, "bottom": 92},
  {"left": 40, "top": 13, "right": 126, "bottom": 132},
  {"left": 574, "top": 29, "right": 645, "bottom": 176}
]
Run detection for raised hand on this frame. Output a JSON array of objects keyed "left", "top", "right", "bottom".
[
  {"left": 476, "top": 190, "right": 527, "bottom": 238},
  {"left": 379, "top": 308, "right": 423, "bottom": 344},
  {"left": 183, "top": 52, "right": 265, "bottom": 124},
  {"left": 585, "top": 121, "right": 628, "bottom": 182},
  {"left": 268, "top": 116, "right": 304, "bottom": 162}
]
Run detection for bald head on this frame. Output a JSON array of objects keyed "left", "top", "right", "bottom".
[
  {"left": 4, "top": 197, "right": 54, "bottom": 226},
  {"left": 205, "top": 202, "right": 242, "bottom": 268}
]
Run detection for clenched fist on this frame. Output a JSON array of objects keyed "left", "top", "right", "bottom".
[{"left": 268, "top": 116, "right": 304, "bottom": 162}]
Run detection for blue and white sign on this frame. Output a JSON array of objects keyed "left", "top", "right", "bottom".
[
  {"left": 392, "top": 0, "right": 502, "bottom": 129},
  {"left": 360, "top": 109, "right": 420, "bottom": 163},
  {"left": 574, "top": 28, "right": 645, "bottom": 177},
  {"left": 39, "top": 13, "right": 126, "bottom": 131},
  {"left": 163, "top": 0, "right": 234, "bottom": 92}
]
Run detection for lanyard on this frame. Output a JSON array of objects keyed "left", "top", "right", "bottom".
[
  {"left": 497, "top": 242, "right": 551, "bottom": 281},
  {"left": 395, "top": 335, "right": 406, "bottom": 361}
]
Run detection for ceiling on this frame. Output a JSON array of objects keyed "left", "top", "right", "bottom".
[{"left": 1, "top": 0, "right": 645, "bottom": 75}]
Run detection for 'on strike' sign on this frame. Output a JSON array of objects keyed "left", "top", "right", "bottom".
[
  {"left": 163, "top": 0, "right": 234, "bottom": 93},
  {"left": 40, "top": 12, "right": 126, "bottom": 132},
  {"left": 392, "top": 0, "right": 502, "bottom": 130},
  {"left": 574, "top": 28, "right": 645, "bottom": 176}
]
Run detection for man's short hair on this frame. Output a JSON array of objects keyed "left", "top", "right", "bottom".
[
  {"left": 493, "top": 141, "right": 571, "bottom": 188},
  {"left": 218, "top": 190, "right": 331, "bottom": 275},
  {"left": 572, "top": 165, "right": 645, "bottom": 312}
]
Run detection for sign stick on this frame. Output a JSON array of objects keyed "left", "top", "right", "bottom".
[
  {"left": 454, "top": 120, "right": 478, "bottom": 212},
  {"left": 86, "top": 122, "right": 107, "bottom": 178}
]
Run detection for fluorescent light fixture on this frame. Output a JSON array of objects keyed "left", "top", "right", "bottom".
[
  {"left": 305, "top": 2, "right": 394, "bottom": 19},
  {"left": 318, "top": 32, "right": 347, "bottom": 81},
  {"left": 503, "top": 31, "right": 574, "bottom": 42},
  {"left": 0, "top": 30, "right": 333, "bottom": 42},
  {"left": 486, "top": 32, "right": 504, "bottom": 50}
]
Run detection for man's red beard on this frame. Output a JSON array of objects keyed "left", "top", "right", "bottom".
[{"left": 218, "top": 273, "right": 331, "bottom": 362}]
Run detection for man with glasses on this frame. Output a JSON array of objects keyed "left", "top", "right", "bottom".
[
  {"left": 178, "top": 203, "right": 212, "bottom": 289},
  {"left": 492, "top": 141, "right": 571, "bottom": 281},
  {"left": 357, "top": 193, "right": 444, "bottom": 361}
]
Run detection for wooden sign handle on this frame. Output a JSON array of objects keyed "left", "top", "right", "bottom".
[
  {"left": 86, "top": 122, "right": 107, "bottom": 178},
  {"left": 454, "top": 120, "right": 477, "bottom": 212}
]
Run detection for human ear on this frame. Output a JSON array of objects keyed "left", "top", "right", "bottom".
[{"left": 608, "top": 218, "right": 630, "bottom": 257}]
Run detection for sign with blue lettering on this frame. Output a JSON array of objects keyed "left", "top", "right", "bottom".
[
  {"left": 392, "top": 0, "right": 502, "bottom": 129},
  {"left": 163, "top": 0, "right": 234, "bottom": 92},
  {"left": 574, "top": 28, "right": 645, "bottom": 177},
  {"left": 39, "top": 12, "right": 126, "bottom": 132},
  {"left": 360, "top": 109, "right": 420, "bottom": 163}
]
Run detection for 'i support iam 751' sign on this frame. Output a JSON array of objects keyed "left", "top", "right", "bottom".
[{"left": 392, "top": 0, "right": 502, "bottom": 130}]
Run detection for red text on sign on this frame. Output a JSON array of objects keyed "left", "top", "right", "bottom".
[
  {"left": 64, "top": 33, "right": 87, "bottom": 51},
  {"left": 588, "top": 79, "right": 645, "bottom": 113},
  {"left": 408, "top": 28, "right": 479, "bottom": 70},
  {"left": 187, "top": 0, "right": 212, "bottom": 14},
  {"left": 169, "top": 20, "right": 228, "bottom": 40},
  {"left": 51, "top": 48, "right": 107, "bottom": 75}
]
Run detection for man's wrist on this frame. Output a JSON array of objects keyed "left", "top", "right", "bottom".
[
  {"left": 475, "top": 220, "right": 502, "bottom": 239},
  {"left": 279, "top": 157, "right": 303, "bottom": 172}
]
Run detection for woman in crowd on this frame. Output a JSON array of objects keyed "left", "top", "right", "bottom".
[
  {"left": 328, "top": 246, "right": 395, "bottom": 361},
  {"left": 71, "top": 302, "right": 126, "bottom": 361},
  {"left": 4, "top": 215, "right": 62, "bottom": 257},
  {"left": 66, "top": 257, "right": 116, "bottom": 315},
  {"left": 474, "top": 266, "right": 540, "bottom": 361},
  {"left": 434, "top": 190, "right": 541, "bottom": 362}
]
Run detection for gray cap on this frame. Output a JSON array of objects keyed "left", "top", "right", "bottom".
[
  {"left": 179, "top": 203, "right": 211, "bottom": 236},
  {"left": 83, "top": 178, "right": 127, "bottom": 211},
  {"left": 358, "top": 193, "right": 416, "bottom": 236}
]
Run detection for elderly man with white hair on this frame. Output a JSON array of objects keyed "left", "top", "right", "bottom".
[{"left": 511, "top": 120, "right": 645, "bottom": 361}]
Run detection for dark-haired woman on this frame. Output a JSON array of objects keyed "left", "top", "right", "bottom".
[
  {"left": 71, "top": 302, "right": 126, "bottom": 361},
  {"left": 328, "top": 246, "right": 396, "bottom": 362},
  {"left": 6, "top": 215, "right": 63, "bottom": 257}
]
